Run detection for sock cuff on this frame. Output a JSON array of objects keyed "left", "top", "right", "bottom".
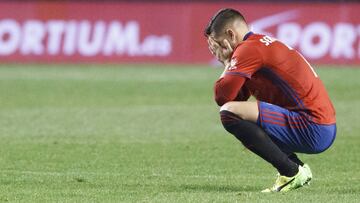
[{"left": 220, "top": 110, "right": 242, "bottom": 123}]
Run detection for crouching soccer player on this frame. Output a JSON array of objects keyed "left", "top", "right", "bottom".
[{"left": 205, "top": 9, "right": 336, "bottom": 192}]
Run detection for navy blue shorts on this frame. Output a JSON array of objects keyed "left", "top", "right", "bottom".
[{"left": 257, "top": 101, "right": 336, "bottom": 154}]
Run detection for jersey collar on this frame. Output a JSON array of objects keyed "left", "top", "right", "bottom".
[{"left": 243, "top": 31, "right": 254, "bottom": 41}]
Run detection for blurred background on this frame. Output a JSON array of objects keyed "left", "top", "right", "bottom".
[
  {"left": 0, "top": 0, "right": 359, "bottom": 202},
  {"left": 0, "top": 0, "right": 359, "bottom": 65}
]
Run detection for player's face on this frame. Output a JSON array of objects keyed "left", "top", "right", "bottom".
[
  {"left": 211, "top": 28, "right": 239, "bottom": 49},
  {"left": 211, "top": 31, "right": 237, "bottom": 50},
  {"left": 211, "top": 35, "right": 228, "bottom": 50}
]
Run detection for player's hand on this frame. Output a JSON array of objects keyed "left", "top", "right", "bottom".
[{"left": 208, "top": 37, "right": 233, "bottom": 66}]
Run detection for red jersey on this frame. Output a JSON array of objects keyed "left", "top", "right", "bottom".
[{"left": 214, "top": 33, "right": 336, "bottom": 125}]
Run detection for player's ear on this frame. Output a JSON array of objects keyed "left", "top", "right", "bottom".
[{"left": 226, "top": 29, "right": 236, "bottom": 42}]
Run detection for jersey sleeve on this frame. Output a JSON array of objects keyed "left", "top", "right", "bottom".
[
  {"left": 214, "top": 76, "right": 246, "bottom": 106},
  {"left": 225, "top": 44, "right": 263, "bottom": 79},
  {"left": 213, "top": 44, "right": 262, "bottom": 106},
  {"left": 235, "top": 84, "right": 251, "bottom": 101}
]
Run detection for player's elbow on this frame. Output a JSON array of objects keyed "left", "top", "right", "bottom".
[
  {"left": 214, "top": 79, "right": 239, "bottom": 106},
  {"left": 215, "top": 94, "right": 232, "bottom": 106}
]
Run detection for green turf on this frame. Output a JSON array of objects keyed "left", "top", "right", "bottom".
[{"left": 0, "top": 64, "right": 359, "bottom": 202}]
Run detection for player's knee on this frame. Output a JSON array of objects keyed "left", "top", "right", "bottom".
[
  {"left": 220, "top": 102, "right": 236, "bottom": 113},
  {"left": 220, "top": 102, "right": 235, "bottom": 112},
  {"left": 220, "top": 102, "right": 246, "bottom": 120}
]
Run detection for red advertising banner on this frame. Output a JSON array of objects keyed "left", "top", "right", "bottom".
[{"left": 0, "top": 2, "right": 359, "bottom": 64}]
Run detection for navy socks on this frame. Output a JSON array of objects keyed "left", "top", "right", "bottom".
[{"left": 220, "top": 110, "right": 299, "bottom": 177}]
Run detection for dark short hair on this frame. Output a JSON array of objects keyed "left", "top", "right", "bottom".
[{"left": 204, "top": 8, "right": 246, "bottom": 37}]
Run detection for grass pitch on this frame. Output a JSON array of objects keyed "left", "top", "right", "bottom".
[{"left": 0, "top": 64, "right": 359, "bottom": 202}]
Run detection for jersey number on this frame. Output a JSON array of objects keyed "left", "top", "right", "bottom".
[{"left": 260, "top": 36, "right": 275, "bottom": 46}]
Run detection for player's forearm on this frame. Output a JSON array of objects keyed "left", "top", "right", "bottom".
[
  {"left": 214, "top": 83, "right": 232, "bottom": 106},
  {"left": 214, "top": 76, "right": 246, "bottom": 106}
]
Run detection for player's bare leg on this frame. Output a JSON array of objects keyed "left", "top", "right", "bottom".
[
  {"left": 220, "top": 101, "right": 259, "bottom": 123},
  {"left": 219, "top": 101, "right": 311, "bottom": 192}
]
